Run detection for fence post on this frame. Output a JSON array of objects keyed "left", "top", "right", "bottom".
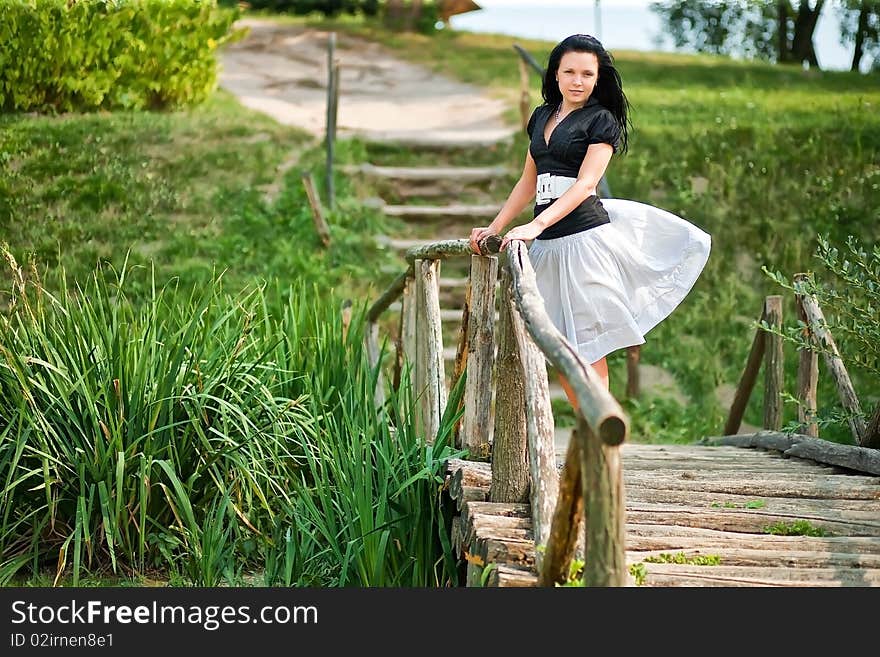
[
  {"left": 460, "top": 254, "right": 498, "bottom": 456},
  {"left": 763, "top": 296, "right": 784, "bottom": 431},
  {"left": 794, "top": 273, "right": 819, "bottom": 437},
  {"left": 325, "top": 33, "right": 339, "bottom": 208},
  {"left": 414, "top": 259, "right": 446, "bottom": 442},
  {"left": 490, "top": 268, "right": 529, "bottom": 497}
]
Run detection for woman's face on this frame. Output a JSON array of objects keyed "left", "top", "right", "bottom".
[{"left": 556, "top": 50, "right": 599, "bottom": 106}]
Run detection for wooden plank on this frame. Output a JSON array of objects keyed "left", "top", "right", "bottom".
[
  {"left": 450, "top": 272, "right": 472, "bottom": 448},
  {"left": 624, "top": 505, "right": 880, "bottom": 536},
  {"left": 301, "top": 172, "right": 331, "bottom": 247},
  {"left": 346, "top": 163, "right": 508, "bottom": 182},
  {"left": 383, "top": 204, "right": 500, "bottom": 219},
  {"left": 628, "top": 547, "right": 880, "bottom": 569},
  {"left": 490, "top": 563, "right": 538, "bottom": 588},
  {"left": 638, "top": 563, "right": 880, "bottom": 587},
  {"left": 625, "top": 524, "right": 880, "bottom": 554},
  {"left": 625, "top": 487, "right": 880, "bottom": 512}
]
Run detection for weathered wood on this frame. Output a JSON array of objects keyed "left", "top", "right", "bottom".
[
  {"left": 626, "top": 345, "right": 640, "bottom": 399},
  {"left": 384, "top": 204, "right": 500, "bottom": 220},
  {"left": 404, "top": 239, "right": 475, "bottom": 264},
  {"left": 629, "top": 547, "right": 880, "bottom": 569},
  {"left": 449, "top": 468, "right": 491, "bottom": 503},
  {"left": 799, "top": 291, "right": 868, "bottom": 444},
  {"left": 512, "top": 43, "right": 545, "bottom": 78},
  {"left": 414, "top": 259, "right": 446, "bottom": 441},
  {"left": 624, "top": 504, "right": 880, "bottom": 536},
  {"left": 461, "top": 254, "right": 498, "bottom": 458},
  {"left": 506, "top": 262, "right": 558, "bottom": 564},
  {"left": 505, "top": 241, "right": 629, "bottom": 445},
  {"left": 625, "top": 488, "right": 879, "bottom": 513},
  {"left": 580, "top": 415, "right": 627, "bottom": 586},
  {"left": 710, "top": 431, "right": 880, "bottom": 476},
  {"left": 763, "top": 296, "right": 784, "bottom": 431},
  {"left": 301, "top": 172, "right": 331, "bottom": 247},
  {"left": 344, "top": 163, "right": 508, "bottom": 182},
  {"left": 794, "top": 274, "right": 819, "bottom": 437},
  {"left": 626, "top": 523, "right": 880, "bottom": 553},
  {"left": 365, "top": 321, "right": 386, "bottom": 412},
  {"left": 451, "top": 276, "right": 472, "bottom": 449},
  {"left": 539, "top": 431, "right": 583, "bottom": 586},
  {"left": 490, "top": 269, "right": 529, "bottom": 493},
  {"left": 724, "top": 310, "right": 766, "bottom": 435},
  {"left": 868, "top": 404, "right": 880, "bottom": 451},
  {"left": 624, "top": 475, "right": 880, "bottom": 500},
  {"left": 401, "top": 276, "right": 417, "bottom": 413},
  {"left": 637, "top": 563, "right": 880, "bottom": 587},
  {"left": 489, "top": 563, "right": 538, "bottom": 588},
  {"left": 455, "top": 486, "right": 488, "bottom": 512}
]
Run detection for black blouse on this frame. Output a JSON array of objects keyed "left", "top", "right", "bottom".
[{"left": 526, "top": 97, "right": 621, "bottom": 239}]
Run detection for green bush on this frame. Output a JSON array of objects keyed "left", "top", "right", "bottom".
[{"left": 0, "top": 0, "right": 240, "bottom": 112}]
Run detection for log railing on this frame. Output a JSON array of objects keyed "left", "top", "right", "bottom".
[
  {"left": 724, "top": 273, "right": 879, "bottom": 449},
  {"left": 366, "top": 235, "right": 631, "bottom": 586}
]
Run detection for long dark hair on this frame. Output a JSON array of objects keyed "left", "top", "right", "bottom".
[{"left": 541, "top": 34, "right": 631, "bottom": 154}]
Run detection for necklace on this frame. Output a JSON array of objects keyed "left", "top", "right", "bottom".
[{"left": 555, "top": 103, "right": 563, "bottom": 125}]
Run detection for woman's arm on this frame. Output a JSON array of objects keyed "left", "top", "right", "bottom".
[
  {"left": 469, "top": 150, "right": 537, "bottom": 254},
  {"left": 499, "top": 143, "right": 613, "bottom": 250}
]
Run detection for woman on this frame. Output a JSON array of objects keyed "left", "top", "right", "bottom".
[{"left": 469, "top": 34, "right": 711, "bottom": 409}]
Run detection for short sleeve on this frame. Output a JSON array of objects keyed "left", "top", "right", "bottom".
[
  {"left": 526, "top": 106, "right": 540, "bottom": 139},
  {"left": 587, "top": 110, "right": 621, "bottom": 152}
]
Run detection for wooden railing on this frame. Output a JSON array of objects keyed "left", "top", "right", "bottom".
[
  {"left": 366, "top": 236, "right": 631, "bottom": 586},
  {"left": 724, "top": 273, "right": 879, "bottom": 449}
]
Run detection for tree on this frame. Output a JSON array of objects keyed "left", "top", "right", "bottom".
[
  {"left": 651, "top": 1, "right": 826, "bottom": 68},
  {"left": 837, "top": 1, "right": 880, "bottom": 71}
]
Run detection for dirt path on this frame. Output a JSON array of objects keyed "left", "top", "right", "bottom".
[{"left": 219, "top": 19, "right": 516, "bottom": 145}]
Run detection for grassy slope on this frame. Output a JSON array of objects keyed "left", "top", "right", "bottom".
[{"left": 0, "top": 90, "right": 398, "bottom": 306}]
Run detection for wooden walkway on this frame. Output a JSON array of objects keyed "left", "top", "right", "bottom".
[{"left": 446, "top": 441, "right": 880, "bottom": 587}]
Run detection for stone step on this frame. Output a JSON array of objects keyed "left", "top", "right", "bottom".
[
  {"left": 360, "top": 131, "right": 514, "bottom": 151},
  {"left": 344, "top": 163, "right": 509, "bottom": 182},
  {"left": 387, "top": 302, "right": 496, "bottom": 324}
]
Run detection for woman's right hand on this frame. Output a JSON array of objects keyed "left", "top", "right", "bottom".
[{"left": 469, "top": 226, "right": 496, "bottom": 255}]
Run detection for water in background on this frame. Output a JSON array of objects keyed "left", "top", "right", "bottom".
[{"left": 449, "top": 1, "right": 862, "bottom": 73}]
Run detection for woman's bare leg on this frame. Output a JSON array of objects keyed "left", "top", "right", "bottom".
[{"left": 558, "top": 357, "right": 609, "bottom": 412}]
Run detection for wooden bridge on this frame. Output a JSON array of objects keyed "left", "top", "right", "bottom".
[{"left": 364, "top": 221, "right": 880, "bottom": 587}]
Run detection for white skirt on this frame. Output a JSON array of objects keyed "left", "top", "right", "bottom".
[{"left": 527, "top": 199, "right": 711, "bottom": 365}]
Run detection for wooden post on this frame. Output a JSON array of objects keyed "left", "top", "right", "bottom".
[
  {"left": 866, "top": 404, "right": 880, "bottom": 450},
  {"left": 538, "top": 432, "right": 582, "bottom": 587},
  {"left": 414, "top": 259, "right": 446, "bottom": 442},
  {"left": 325, "top": 33, "right": 339, "bottom": 209},
  {"left": 799, "top": 291, "right": 868, "bottom": 445},
  {"left": 402, "top": 276, "right": 417, "bottom": 414},
  {"left": 724, "top": 308, "right": 767, "bottom": 435},
  {"left": 626, "top": 345, "right": 640, "bottom": 399},
  {"left": 451, "top": 279, "right": 472, "bottom": 448},
  {"left": 461, "top": 254, "right": 498, "bottom": 457},
  {"left": 763, "top": 295, "right": 784, "bottom": 431},
  {"left": 490, "top": 268, "right": 529, "bottom": 497},
  {"left": 301, "top": 173, "right": 331, "bottom": 247},
  {"left": 507, "top": 263, "right": 558, "bottom": 564},
  {"left": 579, "top": 415, "right": 626, "bottom": 587},
  {"left": 365, "top": 320, "right": 386, "bottom": 413},
  {"left": 794, "top": 273, "right": 819, "bottom": 437}
]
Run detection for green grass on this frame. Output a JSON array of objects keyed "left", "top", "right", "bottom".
[
  {"left": 763, "top": 520, "right": 831, "bottom": 537},
  {"left": 643, "top": 552, "right": 722, "bottom": 566},
  {"left": 0, "top": 90, "right": 400, "bottom": 307}
]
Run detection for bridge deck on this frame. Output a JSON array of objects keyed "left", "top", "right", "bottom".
[{"left": 445, "top": 443, "right": 880, "bottom": 587}]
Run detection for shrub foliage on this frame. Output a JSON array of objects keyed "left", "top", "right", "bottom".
[{"left": 0, "top": 0, "right": 240, "bottom": 112}]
